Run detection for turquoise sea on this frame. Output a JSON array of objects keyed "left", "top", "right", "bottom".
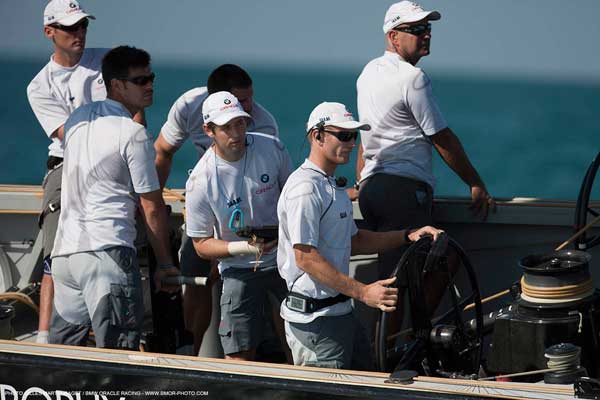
[{"left": 1, "top": 57, "right": 599, "bottom": 200}]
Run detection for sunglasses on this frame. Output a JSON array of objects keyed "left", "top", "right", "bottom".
[
  {"left": 323, "top": 129, "right": 359, "bottom": 142},
  {"left": 394, "top": 23, "right": 431, "bottom": 36},
  {"left": 118, "top": 72, "right": 156, "bottom": 86},
  {"left": 50, "top": 18, "right": 89, "bottom": 33}
]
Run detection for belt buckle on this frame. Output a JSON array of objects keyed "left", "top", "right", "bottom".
[{"left": 287, "top": 294, "right": 308, "bottom": 313}]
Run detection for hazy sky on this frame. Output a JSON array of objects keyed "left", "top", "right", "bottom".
[{"left": 2, "top": 0, "right": 600, "bottom": 82}]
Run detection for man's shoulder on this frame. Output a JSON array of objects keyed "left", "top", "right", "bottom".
[
  {"left": 247, "top": 132, "right": 287, "bottom": 158},
  {"left": 251, "top": 101, "right": 277, "bottom": 124},
  {"left": 27, "top": 62, "right": 52, "bottom": 97},
  {"left": 174, "top": 87, "right": 209, "bottom": 110},
  {"left": 79, "top": 48, "right": 110, "bottom": 69}
]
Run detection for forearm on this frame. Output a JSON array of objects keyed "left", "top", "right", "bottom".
[
  {"left": 294, "top": 246, "right": 365, "bottom": 301},
  {"left": 140, "top": 197, "right": 173, "bottom": 266},
  {"left": 351, "top": 229, "right": 407, "bottom": 255},
  {"left": 356, "top": 144, "right": 365, "bottom": 182},
  {"left": 155, "top": 153, "right": 173, "bottom": 189},
  {"left": 433, "top": 128, "right": 485, "bottom": 188},
  {"left": 192, "top": 237, "right": 262, "bottom": 260}
]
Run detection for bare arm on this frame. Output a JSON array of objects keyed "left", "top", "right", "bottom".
[
  {"left": 50, "top": 125, "right": 65, "bottom": 141},
  {"left": 154, "top": 132, "right": 179, "bottom": 188},
  {"left": 139, "top": 190, "right": 177, "bottom": 291},
  {"left": 192, "top": 237, "right": 277, "bottom": 260},
  {"left": 431, "top": 127, "right": 496, "bottom": 218},
  {"left": 294, "top": 244, "right": 398, "bottom": 312},
  {"left": 346, "top": 144, "right": 365, "bottom": 201},
  {"left": 351, "top": 226, "right": 444, "bottom": 255}
]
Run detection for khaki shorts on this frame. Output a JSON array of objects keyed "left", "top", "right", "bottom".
[{"left": 219, "top": 266, "right": 287, "bottom": 355}]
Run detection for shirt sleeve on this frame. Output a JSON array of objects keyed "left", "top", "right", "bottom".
[
  {"left": 283, "top": 181, "right": 321, "bottom": 248},
  {"left": 27, "top": 80, "right": 70, "bottom": 137},
  {"left": 405, "top": 69, "right": 447, "bottom": 137},
  {"left": 253, "top": 102, "right": 279, "bottom": 137},
  {"left": 160, "top": 95, "right": 190, "bottom": 148},
  {"left": 185, "top": 172, "right": 216, "bottom": 238},
  {"left": 122, "top": 125, "right": 161, "bottom": 194},
  {"left": 278, "top": 145, "right": 293, "bottom": 189}
]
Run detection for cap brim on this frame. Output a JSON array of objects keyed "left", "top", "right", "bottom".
[
  {"left": 328, "top": 121, "right": 371, "bottom": 131},
  {"left": 210, "top": 110, "right": 252, "bottom": 126},
  {"left": 57, "top": 13, "right": 95, "bottom": 26},
  {"left": 385, "top": 10, "right": 441, "bottom": 33}
]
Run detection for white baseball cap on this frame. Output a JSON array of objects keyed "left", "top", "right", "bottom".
[
  {"left": 202, "top": 91, "right": 251, "bottom": 126},
  {"left": 44, "top": 0, "right": 95, "bottom": 26},
  {"left": 382, "top": 1, "right": 441, "bottom": 34},
  {"left": 306, "top": 102, "right": 371, "bottom": 133}
]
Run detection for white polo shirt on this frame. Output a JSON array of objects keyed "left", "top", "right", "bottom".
[
  {"left": 277, "top": 159, "right": 357, "bottom": 323},
  {"left": 185, "top": 133, "right": 292, "bottom": 273},
  {"left": 27, "top": 48, "right": 108, "bottom": 158},
  {"left": 356, "top": 51, "right": 447, "bottom": 189},
  {"left": 160, "top": 87, "right": 279, "bottom": 158},
  {"left": 52, "top": 99, "right": 161, "bottom": 257}
]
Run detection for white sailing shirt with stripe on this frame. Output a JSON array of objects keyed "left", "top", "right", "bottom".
[
  {"left": 357, "top": 51, "right": 447, "bottom": 189},
  {"left": 27, "top": 48, "right": 108, "bottom": 158},
  {"left": 52, "top": 99, "right": 160, "bottom": 257},
  {"left": 277, "top": 159, "right": 357, "bottom": 324}
]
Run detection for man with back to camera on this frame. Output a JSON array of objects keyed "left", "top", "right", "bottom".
[
  {"left": 49, "top": 46, "right": 178, "bottom": 349},
  {"left": 355, "top": 1, "right": 496, "bottom": 282},
  {"left": 27, "top": 0, "right": 145, "bottom": 344},
  {"left": 277, "top": 101, "right": 442, "bottom": 369},
  {"left": 26, "top": 0, "right": 107, "bottom": 345},
  {"left": 184, "top": 91, "right": 292, "bottom": 361},
  {"left": 154, "top": 64, "right": 279, "bottom": 354}
]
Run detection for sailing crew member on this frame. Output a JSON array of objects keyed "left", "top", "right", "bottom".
[
  {"left": 154, "top": 64, "right": 279, "bottom": 354},
  {"left": 277, "top": 101, "right": 442, "bottom": 369},
  {"left": 49, "top": 46, "right": 178, "bottom": 349},
  {"left": 354, "top": 1, "right": 496, "bottom": 281},
  {"left": 26, "top": 0, "right": 145, "bottom": 344},
  {"left": 27, "top": 0, "right": 106, "bottom": 345},
  {"left": 184, "top": 91, "right": 292, "bottom": 361}
]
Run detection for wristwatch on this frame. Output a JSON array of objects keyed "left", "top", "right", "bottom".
[{"left": 354, "top": 180, "right": 360, "bottom": 191}]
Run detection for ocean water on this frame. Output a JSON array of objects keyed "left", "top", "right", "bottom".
[{"left": 1, "top": 57, "right": 598, "bottom": 200}]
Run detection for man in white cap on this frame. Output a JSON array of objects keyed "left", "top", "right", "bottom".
[
  {"left": 277, "top": 101, "right": 442, "bottom": 369},
  {"left": 355, "top": 1, "right": 496, "bottom": 282},
  {"left": 184, "top": 91, "right": 292, "bottom": 361},
  {"left": 26, "top": 0, "right": 107, "bottom": 345},
  {"left": 153, "top": 64, "right": 278, "bottom": 355}
]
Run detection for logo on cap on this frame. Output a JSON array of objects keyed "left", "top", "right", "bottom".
[
  {"left": 69, "top": 2, "right": 77, "bottom": 8},
  {"left": 224, "top": 99, "right": 231, "bottom": 105}
]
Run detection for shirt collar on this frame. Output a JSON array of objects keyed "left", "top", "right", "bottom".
[{"left": 104, "top": 98, "right": 132, "bottom": 118}]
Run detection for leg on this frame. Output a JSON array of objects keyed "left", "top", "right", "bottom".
[
  {"left": 180, "top": 232, "right": 213, "bottom": 354},
  {"left": 78, "top": 247, "right": 144, "bottom": 350},
  {"left": 49, "top": 255, "right": 91, "bottom": 346},
  {"left": 219, "top": 268, "right": 272, "bottom": 361},
  {"left": 38, "top": 164, "right": 63, "bottom": 342},
  {"left": 267, "top": 270, "right": 293, "bottom": 363},
  {"left": 285, "top": 314, "right": 355, "bottom": 369}
]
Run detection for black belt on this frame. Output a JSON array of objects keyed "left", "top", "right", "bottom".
[
  {"left": 46, "top": 156, "right": 63, "bottom": 170},
  {"left": 285, "top": 291, "right": 350, "bottom": 313}
]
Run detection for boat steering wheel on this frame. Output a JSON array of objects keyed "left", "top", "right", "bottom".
[
  {"left": 374, "top": 235, "right": 484, "bottom": 377},
  {"left": 574, "top": 152, "right": 600, "bottom": 251}
]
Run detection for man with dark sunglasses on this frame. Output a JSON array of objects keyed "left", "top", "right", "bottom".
[
  {"left": 26, "top": 0, "right": 107, "bottom": 345},
  {"left": 276, "top": 102, "right": 442, "bottom": 369},
  {"left": 48, "top": 46, "right": 178, "bottom": 349},
  {"left": 355, "top": 1, "right": 496, "bottom": 283}
]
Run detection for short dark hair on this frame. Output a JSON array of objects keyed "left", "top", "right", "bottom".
[
  {"left": 207, "top": 64, "right": 252, "bottom": 94},
  {"left": 102, "top": 46, "right": 151, "bottom": 94}
]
